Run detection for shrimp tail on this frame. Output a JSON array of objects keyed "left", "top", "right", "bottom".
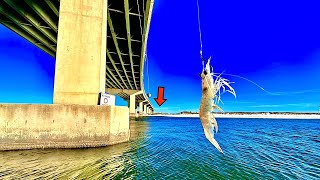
[{"left": 204, "top": 128, "right": 224, "bottom": 154}]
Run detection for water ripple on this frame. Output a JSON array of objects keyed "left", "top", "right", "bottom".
[{"left": 0, "top": 117, "right": 319, "bottom": 179}]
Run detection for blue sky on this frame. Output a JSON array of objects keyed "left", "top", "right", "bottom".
[{"left": 1, "top": 0, "right": 320, "bottom": 113}]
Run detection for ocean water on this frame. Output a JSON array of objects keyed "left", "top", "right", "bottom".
[{"left": 0, "top": 117, "right": 319, "bottom": 179}]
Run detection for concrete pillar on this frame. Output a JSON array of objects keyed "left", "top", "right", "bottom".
[
  {"left": 139, "top": 102, "right": 143, "bottom": 115},
  {"left": 143, "top": 104, "right": 147, "bottom": 115},
  {"left": 53, "top": 0, "right": 108, "bottom": 105},
  {"left": 129, "top": 94, "right": 136, "bottom": 116}
]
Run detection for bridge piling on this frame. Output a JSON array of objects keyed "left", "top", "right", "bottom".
[
  {"left": 0, "top": 0, "right": 131, "bottom": 151},
  {"left": 53, "top": 0, "right": 108, "bottom": 105},
  {"left": 139, "top": 102, "right": 144, "bottom": 115},
  {"left": 129, "top": 94, "right": 136, "bottom": 117},
  {"left": 144, "top": 104, "right": 147, "bottom": 115},
  {"left": 0, "top": 0, "right": 157, "bottom": 150}
]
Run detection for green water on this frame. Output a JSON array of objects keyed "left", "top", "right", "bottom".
[{"left": 0, "top": 117, "right": 319, "bottom": 179}]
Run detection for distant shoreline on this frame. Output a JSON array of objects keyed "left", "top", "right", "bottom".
[{"left": 146, "top": 113, "right": 320, "bottom": 119}]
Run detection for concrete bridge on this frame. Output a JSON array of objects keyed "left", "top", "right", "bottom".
[
  {"left": 0, "top": 0, "right": 154, "bottom": 115},
  {"left": 0, "top": 0, "right": 154, "bottom": 150}
]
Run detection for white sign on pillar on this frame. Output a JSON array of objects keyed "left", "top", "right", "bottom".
[{"left": 100, "top": 93, "right": 115, "bottom": 106}]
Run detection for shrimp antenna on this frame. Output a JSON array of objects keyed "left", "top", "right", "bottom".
[{"left": 212, "top": 73, "right": 280, "bottom": 95}]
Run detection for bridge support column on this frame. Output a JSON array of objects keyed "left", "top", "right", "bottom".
[
  {"left": 0, "top": 0, "right": 132, "bottom": 150},
  {"left": 139, "top": 102, "right": 144, "bottom": 115},
  {"left": 53, "top": 0, "right": 108, "bottom": 105},
  {"left": 129, "top": 94, "right": 136, "bottom": 117},
  {"left": 143, "top": 104, "right": 147, "bottom": 115}
]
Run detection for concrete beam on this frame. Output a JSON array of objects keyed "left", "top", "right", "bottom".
[
  {"left": 3, "top": 0, "right": 57, "bottom": 43},
  {"left": 25, "top": 0, "right": 58, "bottom": 32},
  {"left": 105, "top": 80, "right": 117, "bottom": 89},
  {"left": 107, "top": 10, "right": 133, "bottom": 89},
  {"left": 105, "top": 88, "right": 140, "bottom": 96},
  {"left": 53, "top": 0, "right": 107, "bottom": 105},
  {"left": 107, "top": 36, "right": 141, "bottom": 43},
  {"left": 0, "top": 2, "right": 56, "bottom": 52},
  {"left": 106, "top": 50, "right": 127, "bottom": 89},
  {"left": 109, "top": 8, "right": 143, "bottom": 17},
  {"left": 44, "top": 0, "right": 59, "bottom": 17},
  {"left": 124, "top": 0, "right": 138, "bottom": 90},
  {"left": 0, "top": 20, "right": 55, "bottom": 57},
  {"left": 139, "top": 0, "right": 154, "bottom": 89},
  {"left": 105, "top": 71, "right": 121, "bottom": 89}
]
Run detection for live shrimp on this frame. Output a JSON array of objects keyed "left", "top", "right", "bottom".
[{"left": 199, "top": 57, "right": 236, "bottom": 153}]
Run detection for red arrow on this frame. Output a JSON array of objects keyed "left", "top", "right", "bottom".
[{"left": 154, "top": 86, "right": 167, "bottom": 106}]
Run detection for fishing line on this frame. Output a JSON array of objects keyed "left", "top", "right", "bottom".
[
  {"left": 196, "top": 0, "right": 203, "bottom": 57},
  {"left": 212, "top": 73, "right": 279, "bottom": 95},
  {"left": 197, "top": 0, "right": 207, "bottom": 72}
]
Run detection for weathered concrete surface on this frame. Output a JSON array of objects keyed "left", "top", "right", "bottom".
[
  {"left": 139, "top": 102, "right": 144, "bottom": 115},
  {"left": 53, "top": 0, "right": 107, "bottom": 105},
  {"left": 129, "top": 94, "right": 136, "bottom": 117},
  {"left": 0, "top": 104, "right": 129, "bottom": 151}
]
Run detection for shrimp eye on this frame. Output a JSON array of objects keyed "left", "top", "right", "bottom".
[{"left": 203, "top": 70, "right": 208, "bottom": 75}]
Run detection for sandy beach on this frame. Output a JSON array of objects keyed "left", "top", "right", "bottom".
[{"left": 146, "top": 113, "right": 320, "bottom": 119}]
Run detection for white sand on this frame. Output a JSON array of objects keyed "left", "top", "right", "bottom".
[{"left": 147, "top": 113, "right": 320, "bottom": 119}]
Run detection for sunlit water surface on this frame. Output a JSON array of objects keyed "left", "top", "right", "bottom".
[{"left": 0, "top": 117, "right": 319, "bottom": 179}]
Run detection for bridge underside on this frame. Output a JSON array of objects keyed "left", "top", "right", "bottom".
[{"left": 0, "top": 0, "right": 154, "bottom": 112}]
